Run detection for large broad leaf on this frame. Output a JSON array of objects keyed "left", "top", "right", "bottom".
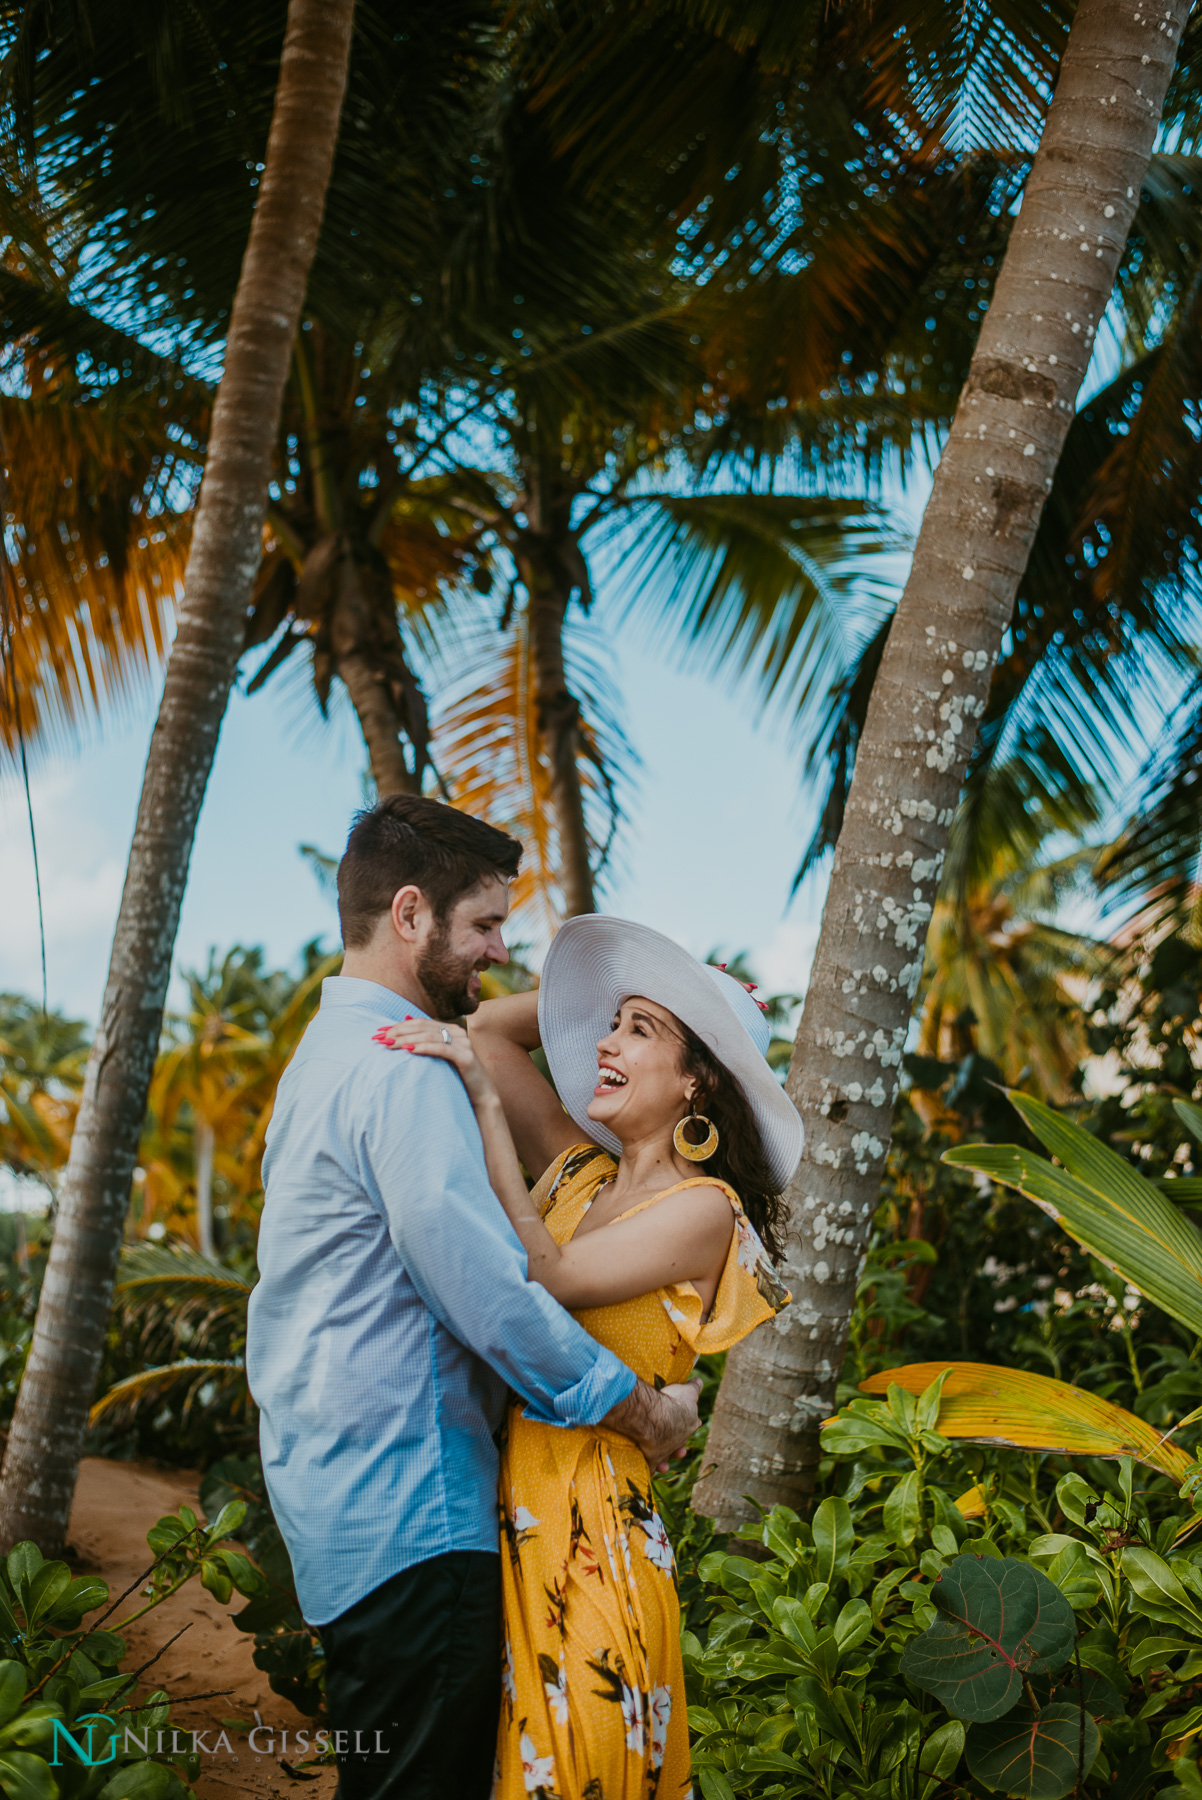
[
  {"left": 966, "top": 1704, "right": 1100, "bottom": 1800},
  {"left": 859, "top": 1362, "right": 1191, "bottom": 1480},
  {"left": 944, "top": 1093, "right": 1202, "bottom": 1339},
  {"left": 0, "top": 1752, "right": 58, "bottom": 1800},
  {"left": 901, "top": 1556, "right": 1077, "bottom": 1722}
]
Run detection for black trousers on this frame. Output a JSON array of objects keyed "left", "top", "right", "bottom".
[{"left": 319, "top": 1550, "right": 501, "bottom": 1800}]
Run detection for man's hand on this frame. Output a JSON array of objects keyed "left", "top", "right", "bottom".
[{"left": 603, "top": 1376, "right": 702, "bottom": 1471}]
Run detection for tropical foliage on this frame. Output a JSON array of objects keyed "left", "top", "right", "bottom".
[{"left": 0, "top": 1498, "right": 265, "bottom": 1800}]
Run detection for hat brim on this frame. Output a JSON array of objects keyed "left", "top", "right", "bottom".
[{"left": 538, "top": 915, "right": 804, "bottom": 1191}]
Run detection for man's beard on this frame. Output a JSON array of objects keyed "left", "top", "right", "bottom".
[{"left": 415, "top": 924, "right": 485, "bottom": 1020}]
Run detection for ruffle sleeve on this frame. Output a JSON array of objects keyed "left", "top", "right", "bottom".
[{"left": 660, "top": 1184, "right": 791, "bottom": 1355}]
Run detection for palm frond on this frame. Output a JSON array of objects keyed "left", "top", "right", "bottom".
[
  {"left": 90, "top": 1358, "right": 246, "bottom": 1425},
  {"left": 431, "top": 606, "right": 634, "bottom": 936},
  {"left": 1097, "top": 674, "right": 1202, "bottom": 931},
  {"left": 609, "top": 489, "right": 900, "bottom": 728},
  {"left": 2, "top": 383, "right": 200, "bottom": 759},
  {"left": 114, "top": 1243, "right": 254, "bottom": 1307}
]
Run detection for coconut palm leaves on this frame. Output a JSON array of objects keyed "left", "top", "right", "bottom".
[
  {"left": 945, "top": 1093, "right": 1202, "bottom": 1343},
  {"left": 913, "top": 850, "right": 1106, "bottom": 1100},
  {"left": 90, "top": 1244, "right": 252, "bottom": 1428},
  {"left": 0, "top": 994, "right": 87, "bottom": 1187}
]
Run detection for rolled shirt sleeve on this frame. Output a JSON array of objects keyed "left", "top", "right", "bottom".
[{"left": 360, "top": 1054, "right": 635, "bottom": 1427}]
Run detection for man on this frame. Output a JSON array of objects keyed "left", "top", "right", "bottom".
[{"left": 246, "top": 795, "right": 700, "bottom": 1800}]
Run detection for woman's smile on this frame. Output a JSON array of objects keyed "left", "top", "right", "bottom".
[{"left": 592, "top": 1061, "right": 629, "bottom": 1100}]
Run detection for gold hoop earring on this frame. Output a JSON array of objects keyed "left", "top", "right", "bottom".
[{"left": 674, "top": 1112, "right": 719, "bottom": 1162}]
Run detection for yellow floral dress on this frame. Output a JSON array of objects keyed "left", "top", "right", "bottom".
[{"left": 495, "top": 1144, "right": 791, "bottom": 1800}]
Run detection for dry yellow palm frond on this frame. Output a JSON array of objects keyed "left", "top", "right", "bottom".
[
  {"left": 436, "top": 614, "right": 561, "bottom": 936},
  {"left": 857, "top": 1360, "right": 1193, "bottom": 1482},
  {"left": 2, "top": 384, "right": 201, "bottom": 756}
]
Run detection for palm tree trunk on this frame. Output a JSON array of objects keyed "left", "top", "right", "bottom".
[
  {"left": 693, "top": 0, "right": 1189, "bottom": 1530},
  {"left": 195, "top": 1121, "right": 216, "bottom": 1260},
  {"left": 329, "top": 543, "right": 422, "bottom": 797},
  {"left": 0, "top": 0, "right": 355, "bottom": 1554},
  {"left": 524, "top": 562, "right": 595, "bottom": 917}
]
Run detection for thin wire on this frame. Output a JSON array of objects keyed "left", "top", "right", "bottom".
[{"left": 0, "top": 420, "right": 48, "bottom": 1017}]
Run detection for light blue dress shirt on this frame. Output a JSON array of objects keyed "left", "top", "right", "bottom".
[{"left": 246, "top": 975, "right": 635, "bottom": 1626}]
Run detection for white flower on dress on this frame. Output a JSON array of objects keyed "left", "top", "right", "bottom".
[
  {"left": 501, "top": 1638, "right": 517, "bottom": 1709},
  {"left": 640, "top": 1510, "right": 676, "bottom": 1575},
  {"left": 619, "top": 1684, "right": 645, "bottom": 1755},
  {"left": 649, "top": 1684, "right": 672, "bottom": 1768},
  {"left": 735, "top": 1209, "right": 760, "bottom": 1272},
  {"left": 660, "top": 1293, "right": 688, "bottom": 1325},
  {"left": 513, "top": 1505, "right": 541, "bottom": 1533},
  {"left": 520, "top": 1733, "right": 555, "bottom": 1792},
  {"left": 544, "top": 1661, "right": 569, "bottom": 1724}
]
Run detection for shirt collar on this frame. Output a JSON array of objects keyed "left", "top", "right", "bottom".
[{"left": 320, "top": 975, "right": 432, "bottom": 1024}]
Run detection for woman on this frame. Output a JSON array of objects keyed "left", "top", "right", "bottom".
[{"left": 377, "top": 915, "right": 803, "bottom": 1800}]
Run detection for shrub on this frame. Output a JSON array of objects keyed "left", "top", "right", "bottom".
[{"left": 685, "top": 1382, "right": 1202, "bottom": 1800}]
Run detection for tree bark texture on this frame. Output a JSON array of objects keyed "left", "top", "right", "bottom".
[
  {"left": 523, "top": 551, "right": 596, "bottom": 917},
  {"left": 693, "top": 0, "right": 1189, "bottom": 1530},
  {"left": 0, "top": 0, "right": 355, "bottom": 1553}
]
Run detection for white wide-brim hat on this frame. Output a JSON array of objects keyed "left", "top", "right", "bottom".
[{"left": 538, "top": 914, "right": 804, "bottom": 1191}]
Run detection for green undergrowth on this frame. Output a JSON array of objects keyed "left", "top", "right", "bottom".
[{"left": 680, "top": 1379, "right": 1202, "bottom": 1800}]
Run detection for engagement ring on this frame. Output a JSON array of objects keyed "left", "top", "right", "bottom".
[{"left": 441, "top": 1028, "right": 450, "bottom": 1043}]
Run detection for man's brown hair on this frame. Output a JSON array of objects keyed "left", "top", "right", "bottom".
[{"left": 336, "top": 795, "right": 522, "bottom": 949}]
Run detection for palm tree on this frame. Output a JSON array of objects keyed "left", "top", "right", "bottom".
[
  {"left": 912, "top": 847, "right": 1105, "bottom": 1105},
  {"left": 694, "top": 0, "right": 1193, "bottom": 1528},
  {"left": 137, "top": 945, "right": 336, "bottom": 1252},
  {"left": 0, "top": 997, "right": 88, "bottom": 1195},
  {"left": 0, "top": 0, "right": 356, "bottom": 1555}
]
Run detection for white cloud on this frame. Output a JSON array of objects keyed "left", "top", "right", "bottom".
[{"left": 0, "top": 765, "right": 129, "bottom": 1014}]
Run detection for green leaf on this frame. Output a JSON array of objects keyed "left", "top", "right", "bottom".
[
  {"left": 203, "top": 1501, "right": 246, "bottom": 1544},
  {"left": 0, "top": 1752, "right": 58, "bottom": 1800},
  {"left": 812, "top": 1498, "right": 853, "bottom": 1586},
  {"left": 697, "top": 1772, "right": 737, "bottom": 1800},
  {"left": 96, "top": 1762, "right": 174, "bottom": 1800},
  {"left": 820, "top": 1407, "right": 910, "bottom": 1456},
  {"left": 1128, "top": 1636, "right": 1199, "bottom": 1676},
  {"left": 833, "top": 1598, "right": 872, "bottom": 1654},
  {"left": 4, "top": 1550, "right": 40, "bottom": 1601},
  {"left": 966, "top": 1704, "right": 1100, "bottom": 1800},
  {"left": 920, "top": 1717, "right": 966, "bottom": 1780},
  {"left": 78, "top": 1634, "right": 125, "bottom": 1670},
  {"left": 145, "top": 1518, "right": 188, "bottom": 1556},
  {"left": 1174, "top": 1100, "right": 1202, "bottom": 1149},
  {"left": 884, "top": 1471, "right": 922, "bottom": 1548},
  {"left": 1121, "top": 1547, "right": 1202, "bottom": 1632},
  {"left": 772, "top": 1597, "right": 818, "bottom": 1654},
  {"left": 0, "top": 1707, "right": 65, "bottom": 1753},
  {"left": 917, "top": 1370, "right": 952, "bottom": 1433},
  {"left": 46, "top": 1578, "right": 107, "bottom": 1626},
  {"left": 24, "top": 1568, "right": 70, "bottom": 1627},
  {"left": 946, "top": 1094, "right": 1202, "bottom": 1340},
  {"left": 200, "top": 1561, "right": 232, "bottom": 1606},
  {"left": 900, "top": 1556, "right": 1077, "bottom": 1721},
  {"left": 0, "top": 1672, "right": 26, "bottom": 1734},
  {"left": 1054, "top": 1475, "right": 1099, "bottom": 1531}
]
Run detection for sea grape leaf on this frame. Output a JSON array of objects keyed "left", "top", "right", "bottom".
[
  {"left": 900, "top": 1555, "right": 1076, "bottom": 1721},
  {"left": 967, "top": 1704, "right": 1100, "bottom": 1800}
]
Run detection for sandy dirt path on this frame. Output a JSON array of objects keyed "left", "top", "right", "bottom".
[{"left": 67, "top": 1457, "right": 338, "bottom": 1800}]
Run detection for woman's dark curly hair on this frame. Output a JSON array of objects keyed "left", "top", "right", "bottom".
[{"left": 674, "top": 1021, "right": 788, "bottom": 1262}]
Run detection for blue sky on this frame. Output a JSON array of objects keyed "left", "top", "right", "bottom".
[{"left": 0, "top": 590, "right": 838, "bottom": 1024}]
